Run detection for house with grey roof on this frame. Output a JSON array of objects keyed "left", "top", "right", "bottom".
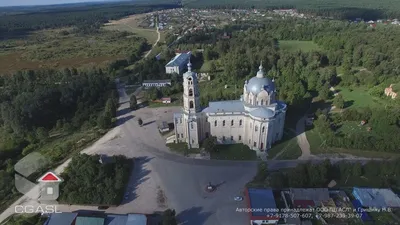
[
  {"left": 142, "top": 80, "right": 171, "bottom": 88},
  {"left": 352, "top": 187, "right": 400, "bottom": 208},
  {"left": 165, "top": 52, "right": 191, "bottom": 74}
]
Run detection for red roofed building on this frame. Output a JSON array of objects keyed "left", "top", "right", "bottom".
[{"left": 245, "top": 188, "right": 279, "bottom": 225}]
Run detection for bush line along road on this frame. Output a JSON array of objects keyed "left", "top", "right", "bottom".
[{"left": 0, "top": 82, "right": 380, "bottom": 225}]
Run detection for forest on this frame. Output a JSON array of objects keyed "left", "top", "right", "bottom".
[
  {"left": 182, "top": 0, "right": 400, "bottom": 20},
  {"left": 59, "top": 154, "right": 132, "bottom": 205}
]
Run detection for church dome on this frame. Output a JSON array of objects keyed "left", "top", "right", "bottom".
[
  {"left": 246, "top": 63, "right": 275, "bottom": 95},
  {"left": 183, "top": 61, "right": 197, "bottom": 79},
  {"left": 249, "top": 107, "right": 275, "bottom": 118}
]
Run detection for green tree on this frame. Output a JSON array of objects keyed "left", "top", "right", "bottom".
[
  {"left": 253, "top": 162, "right": 268, "bottom": 183},
  {"left": 98, "top": 111, "right": 112, "bottom": 129},
  {"left": 333, "top": 94, "right": 345, "bottom": 109},
  {"left": 160, "top": 209, "right": 177, "bottom": 225},
  {"left": 209, "top": 61, "right": 217, "bottom": 73},
  {"left": 318, "top": 83, "right": 331, "bottom": 100},
  {"left": 130, "top": 95, "right": 138, "bottom": 110},
  {"left": 202, "top": 136, "right": 217, "bottom": 152},
  {"left": 138, "top": 118, "right": 143, "bottom": 126},
  {"left": 105, "top": 98, "right": 117, "bottom": 118},
  {"left": 35, "top": 127, "right": 48, "bottom": 141}
]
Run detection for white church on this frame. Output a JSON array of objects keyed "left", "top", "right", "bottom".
[{"left": 173, "top": 62, "right": 287, "bottom": 155}]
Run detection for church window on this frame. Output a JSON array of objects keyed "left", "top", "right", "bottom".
[
  {"left": 189, "top": 88, "right": 193, "bottom": 96},
  {"left": 189, "top": 101, "right": 194, "bottom": 109},
  {"left": 180, "top": 118, "right": 182, "bottom": 123},
  {"left": 192, "top": 139, "right": 194, "bottom": 144},
  {"left": 215, "top": 120, "right": 217, "bottom": 127},
  {"left": 205, "top": 132, "right": 209, "bottom": 138},
  {"left": 276, "top": 133, "right": 279, "bottom": 139},
  {"left": 191, "top": 123, "right": 194, "bottom": 129},
  {"left": 231, "top": 136, "right": 233, "bottom": 141},
  {"left": 222, "top": 136, "right": 225, "bottom": 141},
  {"left": 261, "top": 99, "right": 264, "bottom": 105},
  {"left": 239, "top": 120, "right": 243, "bottom": 126},
  {"left": 175, "top": 118, "right": 178, "bottom": 124},
  {"left": 249, "top": 139, "right": 251, "bottom": 144},
  {"left": 255, "top": 126, "right": 258, "bottom": 132},
  {"left": 262, "top": 126, "right": 265, "bottom": 133},
  {"left": 239, "top": 135, "right": 242, "bottom": 141},
  {"left": 231, "top": 120, "right": 234, "bottom": 126},
  {"left": 256, "top": 101, "right": 259, "bottom": 105},
  {"left": 181, "top": 133, "right": 183, "bottom": 138},
  {"left": 223, "top": 120, "right": 226, "bottom": 126},
  {"left": 254, "top": 142, "right": 257, "bottom": 147}
]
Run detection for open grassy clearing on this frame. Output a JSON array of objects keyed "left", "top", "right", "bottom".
[
  {"left": 103, "top": 14, "right": 161, "bottom": 44},
  {"left": 334, "top": 86, "right": 384, "bottom": 109},
  {"left": 279, "top": 40, "right": 321, "bottom": 52},
  {"left": 267, "top": 130, "right": 302, "bottom": 160},
  {"left": 0, "top": 29, "right": 144, "bottom": 74},
  {"left": 306, "top": 129, "right": 400, "bottom": 159},
  {"left": 210, "top": 144, "right": 258, "bottom": 160}
]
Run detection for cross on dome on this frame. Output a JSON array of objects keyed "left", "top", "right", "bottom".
[{"left": 256, "top": 61, "right": 265, "bottom": 78}]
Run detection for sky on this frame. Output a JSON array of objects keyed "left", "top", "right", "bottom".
[{"left": 0, "top": 0, "right": 108, "bottom": 7}]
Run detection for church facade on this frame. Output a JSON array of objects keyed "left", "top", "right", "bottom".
[{"left": 173, "top": 62, "right": 287, "bottom": 155}]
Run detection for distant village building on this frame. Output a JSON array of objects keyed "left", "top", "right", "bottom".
[
  {"left": 165, "top": 51, "right": 191, "bottom": 74},
  {"left": 384, "top": 84, "right": 398, "bottom": 99},
  {"left": 142, "top": 80, "right": 171, "bottom": 88},
  {"left": 352, "top": 187, "right": 400, "bottom": 208}
]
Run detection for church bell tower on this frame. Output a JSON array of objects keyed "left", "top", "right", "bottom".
[{"left": 183, "top": 61, "right": 200, "bottom": 114}]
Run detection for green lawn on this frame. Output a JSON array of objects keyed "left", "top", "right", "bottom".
[
  {"left": 279, "top": 40, "right": 321, "bottom": 52},
  {"left": 334, "top": 86, "right": 383, "bottom": 109},
  {"left": 210, "top": 144, "right": 258, "bottom": 160},
  {"left": 103, "top": 25, "right": 159, "bottom": 44},
  {"left": 306, "top": 129, "right": 400, "bottom": 159},
  {"left": 166, "top": 143, "right": 201, "bottom": 156},
  {"left": 267, "top": 130, "right": 302, "bottom": 160}
]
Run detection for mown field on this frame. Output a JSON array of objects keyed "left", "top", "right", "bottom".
[{"left": 0, "top": 28, "right": 146, "bottom": 74}]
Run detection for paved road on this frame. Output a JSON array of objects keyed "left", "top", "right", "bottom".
[{"left": 296, "top": 116, "right": 314, "bottom": 160}]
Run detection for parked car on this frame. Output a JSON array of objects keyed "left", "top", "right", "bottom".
[
  {"left": 234, "top": 196, "right": 243, "bottom": 201},
  {"left": 98, "top": 206, "right": 109, "bottom": 210}
]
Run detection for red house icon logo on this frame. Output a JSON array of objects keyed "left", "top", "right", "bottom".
[{"left": 37, "top": 172, "right": 63, "bottom": 201}]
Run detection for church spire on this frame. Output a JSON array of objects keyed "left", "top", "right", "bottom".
[{"left": 187, "top": 60, "right": 192, "bottom": 72}]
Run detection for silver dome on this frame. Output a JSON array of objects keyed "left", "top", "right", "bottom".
[
  {"left": 249, "top": 107, "right": 274, "bottom": 118},
  {"left": 246, "top": 77, "right": 275, "bottom": 95}
]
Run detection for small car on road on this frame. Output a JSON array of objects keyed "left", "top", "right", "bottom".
[{"left": 234, "top": 196, "right": 243, "bottom": 201}]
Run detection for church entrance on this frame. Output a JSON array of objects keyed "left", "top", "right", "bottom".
[
  {"left": 261, "top": 143, "right": 264, "bottom": 149},
  {"left": 205, "top": 132, "right": 209, "bottom": 138}
]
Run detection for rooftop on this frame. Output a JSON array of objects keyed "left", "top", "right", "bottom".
[
  {"left": 353, "top": 187, "right": 400, "bottom": 208},
  {"left": 246, "top": 188, "right": 278, "bottom": 220},
  {"left": 166, "top": 52, "right": 191, "bottom": 67},
  {"left": 290, "top": 188, "right": 330, "bottom": 201},
  {"left": 45, "top": 212, "right": 78, "bottom": 225},
  {"left": 202, "top": 100, "right": 245, "bottom": 113},
  {"left": 127, "top": 214, "right": 147, "bottom": 225},
  {"left": 75, "top": 216, "right": 105, "bottom": 225}
]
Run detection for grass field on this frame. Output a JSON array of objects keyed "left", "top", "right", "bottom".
[
  {"left": 306, "top": 129, "right": 400, "bottom": 159},
  {"left": 334, "top": 86, "right": 383, "bottom": 109},
  {"left": 103, "top": 14, "right": 162, "bottom": 45},
  {"left": 267, "top": 130, "right": 302, "bottom": 160},
  {"left": 210, "top": 144, "right": 258, "bottom": 160},
  {"left": 279, "top": 40, "right": 321, "bottom": 52},
  {"left": 0, "top": 29, "right": 144, "bottom": 74}
]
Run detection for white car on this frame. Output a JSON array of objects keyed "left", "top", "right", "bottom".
[{"left": 234, "top": 196, "right": 243, "bottom": 201}]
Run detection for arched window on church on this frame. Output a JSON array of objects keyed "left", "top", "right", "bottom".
[
  {"left": 215, "top": 120, "right": 217, "bottom": 127},
  {"left": 231, "top": 120, "right": 234, "bottom": 126},
  {"left": 261, "top": 99, "right": 264, "bottom": 105},
  {"left": 223, "top": 120, "right": 226, "bottom": 126},
  {"left": 255, "top": 125, "right": 258, "bottom": 132},
  {"left": 189, "top": 88, "right": 193, "bottom": 97},
  {"left": 262, "top": 126, "right": 265, "bottom": 133},
  {"left": 191, "top": 123, "right": 194, "bottom": 129},
  {"left": 239, "top": 120, "right": 242, "bottom": 126},
  {"left": 189, "top": 101, "right": 194, "bottom": 109}
]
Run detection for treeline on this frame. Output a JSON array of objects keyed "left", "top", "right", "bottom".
[
  {"left": 182, "top": 0, "right": 400, "bottom": 20},
  {"left": 59, "top": 154, "right": 131, "bottom": 205},
  {"left": 254, "top": 160, "right": 400, "bottom": 189},
  {"left": 0, "top": 2, "right": 179, "bottom": 35}
]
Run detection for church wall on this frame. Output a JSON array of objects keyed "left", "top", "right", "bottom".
[
  {"left": 207, "top": 114, "right": 246, "bottom": 144},
  {"left": 174, "top": 115, "right": 185, "bottom": 143}
]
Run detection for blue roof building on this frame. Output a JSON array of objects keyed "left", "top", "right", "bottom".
[
  {"left": 165, "top": 52, "right": 191, "bottom": 74},
  {"left": 245, "top": 188, "right": 279, "bottom": 224},
  {"left": 44, "top": 212, "right": 78, "bottom": 225},
  {"left": 352, "top": 187, "right": 400, "bottom": 208}
]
